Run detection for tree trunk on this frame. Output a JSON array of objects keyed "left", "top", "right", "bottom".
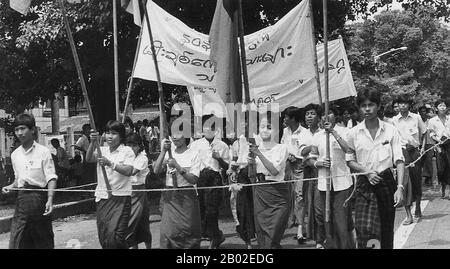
[{"left": 51, "top": 92, "right": 60, "bottom": 135}]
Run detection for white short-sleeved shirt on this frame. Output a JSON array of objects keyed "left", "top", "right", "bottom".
[
  {"left": 95, "top": 144, "right": 135, "bottom": 201},
  {"left": 75, "top": 135, "right": 90, "bottom": 152},
  {"left": 255, "top": 143, "right": 289, "bottom": 182},
  {"left": 311, "top": 126, "right": 352, "bottom": 192},
  {"left": 131, "top": 151, "right": 149, "bottom": 185},
  {"left": 164, "top": 147, "right": 201, "bottom": 187},
  {"left": 427, "top": 115, "right": 450, "bottom": 142},
  {"left": 296, "top": 128, "right": 323, "bottom": 157},
  {"left": 189, "top": 137, "right": 230, "bottom": 172},
  {"left": 281, "top": 125, "right": 307, "bottom": 159},
  {"left": 11, "top": 141, "right": 58, "bottom": 188},
  {"left": 346, "top": 119, "right": 405, "bottom": 173},
  {"left": 392, "top": 112, "right": 426, "bottom": 148}
]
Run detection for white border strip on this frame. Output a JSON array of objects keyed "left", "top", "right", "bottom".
[{"left": 394, "top": 200, "right": 429, "bottom": 249}]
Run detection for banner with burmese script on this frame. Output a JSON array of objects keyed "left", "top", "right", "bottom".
[{"left": 133, "top": 0, "right": 315, "bottom": 92}]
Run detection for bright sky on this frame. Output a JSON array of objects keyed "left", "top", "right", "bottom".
[{"left": 348, "top": 0, "right": 449, "bottom": 28}]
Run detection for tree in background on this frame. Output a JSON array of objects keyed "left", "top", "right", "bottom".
[
  {"left": 0, "top": 0, "right": 449, "bottom": 125},
  {"left": 347, "top": 5, "right": 450, "bottom": 109}
]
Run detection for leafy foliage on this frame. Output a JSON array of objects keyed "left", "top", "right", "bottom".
[
  {"left": 347, "top": 6, "right": 450, "bottom": 109},
  {"left": 0, "top": 0, "right": 449, "bottom": 125}
]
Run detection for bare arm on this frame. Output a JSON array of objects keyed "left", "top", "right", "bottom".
[
  {"left": 255, "top": 152, "right": 279, "bottom": 176},
  {"left": 85, "top": 136, "right": 98, "bottom": 163},
  {"left": 154, "top": 140, "right": 170, "bottom": 174}
]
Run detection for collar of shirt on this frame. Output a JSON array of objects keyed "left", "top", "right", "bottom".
[
  {"left": 286, "top": 125, "right": 304, "bottom": 136},
  {"left": 394, "top": 111, "right": 413, "bottom": 121},
  {"left": 20, "top": 141, "right": 37, "bottom": 155},
  {"left": 108, "top": 144, "right": 125, "bottom": 154},
  {"left": 356, "top": 119, "right": 386, "bottom": 140}
]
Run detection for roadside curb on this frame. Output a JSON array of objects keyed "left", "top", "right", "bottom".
[{"left": 0, "top": 198, "right": 95, "bottom": 234}]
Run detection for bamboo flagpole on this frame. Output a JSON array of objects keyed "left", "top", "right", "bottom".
[
  {"left": 308, "top": 0, "right": 323, "bottom": 106},
  {"left": 237, "top": 0, "right": 256, "bottom": 181},
  {"left": 58, "top": 0, "right": 112, "bottom": 197},
  {"left": 122, "top": 24, "right": 144, "bottom": 123},
  {"left": 323, "top": 0, "right": 331, "bottom": 223},
  {"left": 141, "top": 0, "right": 177, "bottom": 187},
  {"left": 142, "top": 0, "right": 167, "bottom": 140},
  {"left": 237, "top": 0, "right": 250, "bottom": 104},
  {"left": 113, "top": 0, "right": 120, "bottom": 121}
]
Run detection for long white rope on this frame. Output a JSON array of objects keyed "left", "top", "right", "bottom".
[{"left": 7, "top": 137, "right": 448, "bottom": 193}]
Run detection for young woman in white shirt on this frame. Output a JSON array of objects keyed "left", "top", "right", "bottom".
[
  {"left": 249, "top": 115, "right": 289, "bottom": 249},
  {"left": 125, "top": 133, "right": 151, "bottom": 249},
  {"left": 86, "top": 120, "right": 135, "bottom": 249},
  {"left": 153, "top": 133, "right": 202, "bottom": 249}
]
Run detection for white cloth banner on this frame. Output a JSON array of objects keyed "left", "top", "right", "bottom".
[
  {"left": 188, "top": 39, "right": 357, "bottom": 117},
  {"left": 133, "top": 0, "right": 315, "bottom": 89}
]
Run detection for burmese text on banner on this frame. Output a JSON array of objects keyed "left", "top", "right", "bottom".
[
  {"left": 133, "top": 0, "right": 315, "bottom": 90},
  {"left": 187, "top": 39, "right": 357, "bottom": 117}
]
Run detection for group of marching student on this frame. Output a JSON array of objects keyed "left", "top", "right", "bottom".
[{"left": 5, "top": 87, "right": 450, "bottom": 249}]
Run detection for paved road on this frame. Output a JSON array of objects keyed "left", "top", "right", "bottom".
[{"left": 0, "top": 185, "right": 448, "bottom": 249}]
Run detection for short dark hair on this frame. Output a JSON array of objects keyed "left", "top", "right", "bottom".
[
  {"left": 356, "top": 88, "right": 381, "bottom": 107},
  {"left": 105, "top": 120, "right": 126, "bottom": 143},
  {"left": 418, "top": 105, "right": 427, "bottom": 112},
  {"left": 394, "top": 95, "right": 412, "bottom": 106},
  {"left": 142, "top": 119, "right": 149, "bottom": 126},
  {"left": 283, "top": 106, "right": 301, "bottom": 122},
  {"left": 124, "top": 116, "right": 134, "bottom": 128},
  {"left": 14, "top": 113, "right": 36, "bottom": 129},
  {"left": 328, "top": 106, "right": 340, "bottom": 117},
  {"left": 125, "top": 133, "right": 144, "bottom": 154},
  {"left": 50, "top": 138, "right": 60, "bottom": 147},
  {"left": 82, "top": 124, "right": 91, "bottom": 132},
  {"left": 435, "top": 99, "right": 447, "bottom": 108},
  {"left": 304, "top": 103, "right": 323, "bottom": 117},
  {"left": 343, "top": 105, "right": 357, "bottom": 114}
]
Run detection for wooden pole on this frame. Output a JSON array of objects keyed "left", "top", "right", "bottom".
[
  {"left": 59, "top": 0, "right": 112, "bottom": 196},
  {"left": 323, "top": 0, "right": 331, "bottom": 223},
  {"left": 237, "top": 0, "right": 250, "bottom": 104},
  {"left": 122, "top": 21, "right": 144, "bottom": 123},
  {"left": 142, "top": 0, "right": 167, "bottom": 141},
  {"left": 142, "top": 0, "right": 176, "bottom": 186},
  {"left": 113, "top": 0, "right": 120, "bottom": 121},
  {"left": 309, "top": 0, "right": 323, "bottom": 106},
  {"left": 237, "top": 0, "right": 256, "bottom": 181}
]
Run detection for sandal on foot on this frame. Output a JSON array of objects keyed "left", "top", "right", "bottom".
[{"left": 402, "top": 219, "right": 414, "bottom": 225}]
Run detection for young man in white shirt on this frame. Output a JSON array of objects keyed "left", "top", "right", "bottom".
[
  {"left": 2, "top": 113, "right": 57, "bottom": 249},
  {"left": 306, "top": 107, "right": 355, "bottom": 249},
  {"left": 190, "top": 114, "right": 230, "bottom": 249},
  {"left": 418, "top": 105, "right": 435, "bottom": 186},
  {"left": 297, "top": 103, "right": 325, "bottom": 248},
  {"left": 427, "top": 100, "right": 450, "bottom": 198},
  {"left": 392, "top": 96, "right": 427, "bottom": 223},
  {"left": 281, "top": 106, "right": 307, "bottom": 245},
  {"left": 346, "top": 88, "right": 405, "bottom": 249}
]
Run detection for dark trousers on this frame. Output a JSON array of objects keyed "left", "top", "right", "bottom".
[
  {"left": 313, "top": 184, "right": 326, "bottom": 244},
  {"left": 421, "top": 144, "right": 434, "bottom": 179},
  {"left": 198, "top": 169, "right": 223, "bottom": 242},
  {"left": 9, "top": 189, "right": 54, "bottom": 249},
  {"left": 405, "top": 147, "right": 422, "bottom": 201},
  {"left": 318, "top": 188, "right": 355, "bottom": 249}
]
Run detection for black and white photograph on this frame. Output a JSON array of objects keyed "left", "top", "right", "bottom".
[{"left": 0, "top": 0, "right": 449, "bottom": 253}]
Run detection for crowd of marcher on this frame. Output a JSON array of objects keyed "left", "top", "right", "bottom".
[{"left": 3, "top": 87, "right": 450, "bottom": 249}]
